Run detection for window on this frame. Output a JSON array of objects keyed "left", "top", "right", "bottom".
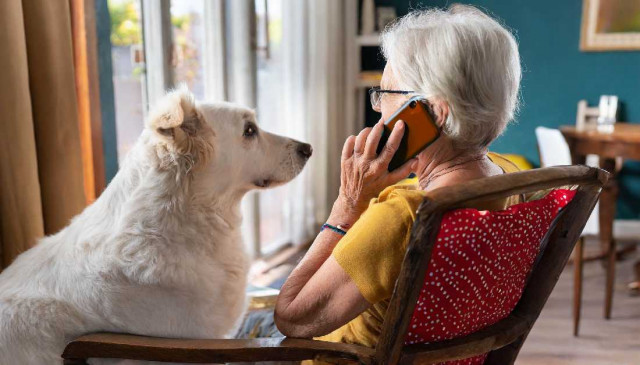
[
  {"left": 170, "top": 0, "right": 205, "bottom": 100},
  {"left": 107, "top": 0, "right": 301, "bottom": 257},
  {"left": 108, "top": 0, "right": 145, "bottom": 161},
  {"left": 255, "top": 0, "right": 290, "bottom": 252}
]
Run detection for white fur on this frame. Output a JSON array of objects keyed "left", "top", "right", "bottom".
[{"left": 0, "top": 87, "right": 311, "bottom": 364}]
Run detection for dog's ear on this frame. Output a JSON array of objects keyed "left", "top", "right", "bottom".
[
  {"left": 147, "top": 85, "right": 202, "bottom": 143},
  {"left": 146, "top": 85, "right": 213, "bottom": 170}
]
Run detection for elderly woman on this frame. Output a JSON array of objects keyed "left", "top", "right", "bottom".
[{"left": 274, "top": 5, "right": 522, "bottom": 350}]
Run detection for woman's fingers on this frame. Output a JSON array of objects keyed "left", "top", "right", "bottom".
[
  {"left": 353, "top": 127, "right": 372, "bottom": 155},
  {"left": 363, "top": 120, "right": 384, "bottom": 158},
  {"left": 379, "top": 120, "right": 405, "bottom": 164},
  {"left": 341, "top": 135, "right": 356, "bottom": 161}
]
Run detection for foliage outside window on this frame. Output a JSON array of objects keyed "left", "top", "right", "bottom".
[
  {"left": 108, "top": 0, "right": 141, "bottom": 46},
  {"left": 108, "top": 0, "right": 201, "bottom": 88}
]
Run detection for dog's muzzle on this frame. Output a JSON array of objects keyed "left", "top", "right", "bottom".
[{"left": 297, "top": 143, "right": 313, "bottom": 160}]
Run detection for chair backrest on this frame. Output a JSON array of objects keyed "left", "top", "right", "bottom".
[
  {"left": 404, "top": 189, "right": 575, "bottom": 365},
  {"left": 535, "top": 127, "right": 572, "bottom": 167},
  {"left": 576, "top": 99, "right": 600, "bottom": 130},
  {"left": 535, "top": 127, "right": 599, "bottom": 236},
  {"left": 374, "top": 166, "right": 607, "bottom": 365}
]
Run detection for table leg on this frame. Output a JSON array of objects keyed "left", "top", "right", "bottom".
[
  {"left": 569, "top": 151, "right": 587, "bottom": 167},
  {"left": 599, "top": 158, "right": 618, "bottom": 320},
  {"left": 630, "top": 261, "right": 640, "bottom": 295},
  {"left": 573, "top": 237, "right": 584, "bottom": 336}
]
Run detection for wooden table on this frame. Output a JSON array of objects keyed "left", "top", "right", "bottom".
[{"left": 561, "top": 124, "right": 640, "bottom": 319}]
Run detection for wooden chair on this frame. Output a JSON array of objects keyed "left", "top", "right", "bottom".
[
  {"left": 535, "top": 127, "right": 639, "bottom": 336},
  {"left": 576, "top": 98, "right": 618, "bottom": 132},
  {"left": 576, "top": 99, "right": 600, "bottom": 131},
  {"left": 62, "top": 166, "right": 608, "bottom": 365}
]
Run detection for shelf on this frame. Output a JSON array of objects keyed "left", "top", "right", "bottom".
[
  {"left": 357, "top": 79, "right": 380, "bottom": 88},
  {"left": 358, "top": 71, "right": 382, "bottom": 88},
  {"left": 356, "top": 33, "right": 381, "bottom": 46}
]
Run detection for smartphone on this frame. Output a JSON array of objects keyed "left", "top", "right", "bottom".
[{"left": 376, "top": 96, "right": 441, "bottom": 171}]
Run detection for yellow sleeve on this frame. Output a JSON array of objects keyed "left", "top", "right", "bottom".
[{"left": 332, "top": 193, "right": 415, "bottom": 304}]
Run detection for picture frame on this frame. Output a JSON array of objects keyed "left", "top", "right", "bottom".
[{"left": 580, "top": 0, "right": 640, "bottom": 51}]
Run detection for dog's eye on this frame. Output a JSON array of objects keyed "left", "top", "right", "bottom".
[{"left": 243, "top": 122, "right": 258, "bottom": 138}]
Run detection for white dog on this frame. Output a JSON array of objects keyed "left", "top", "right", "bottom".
[{"left": 0, "top": 87, "right": 312, "bottom": 364}]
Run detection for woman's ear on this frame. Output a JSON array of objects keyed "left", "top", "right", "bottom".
[{"left": 430, "top": 99, "right": 450, "bottom": 128}]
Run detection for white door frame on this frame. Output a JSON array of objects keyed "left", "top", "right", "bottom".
[
  {"left": 226, "top": 0, "right": 261, "bottom": 258},
  {"left": 141, "top": 0, "right": 173, "bottom": 108},
  {"left": 203, "top": 0, "right": 228, "bottom": 101}
]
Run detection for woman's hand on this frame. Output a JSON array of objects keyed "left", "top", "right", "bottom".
[
  {"left": 276, "top": 122, "right": 416, "bottom": 338},
  {"left": 330, "top": 120, "right": 418, "bottom": 226}
]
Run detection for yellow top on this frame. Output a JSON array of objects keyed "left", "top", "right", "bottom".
[{"left": 315, "top": 152, "right": 521, "bottom": 348}]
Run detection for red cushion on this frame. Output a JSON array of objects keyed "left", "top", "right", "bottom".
[{"left": 404, "top": 189, "right": 575, "bottom": 365}]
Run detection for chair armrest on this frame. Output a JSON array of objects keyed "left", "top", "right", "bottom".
[
  {"left": 62, "top": 333, "right": 374, "bottom": 364},
  {"left": 398, "top": 314, "right": 533, "bottom": 364}
]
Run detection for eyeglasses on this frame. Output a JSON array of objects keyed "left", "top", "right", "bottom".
[{"left": 369, "top": 87, "right": 415, "bottom": 111}]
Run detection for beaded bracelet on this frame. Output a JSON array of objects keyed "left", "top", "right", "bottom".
[{"left": 321, "top": 223, "right": 348, "bottom": 236}]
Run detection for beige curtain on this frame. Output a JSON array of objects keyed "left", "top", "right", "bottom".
[
  {"left": 0, "top": 0, "right": 86, "bottom": 267},
  {"left": 280, "top": 0, "right": 354, "bottom": 244}
]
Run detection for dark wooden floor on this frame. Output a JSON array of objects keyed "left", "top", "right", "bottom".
[{"left": 518, "top": 250, "right": 640, "bottom": 364}]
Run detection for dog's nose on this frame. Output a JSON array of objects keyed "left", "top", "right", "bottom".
[{"left": 297, "top": 143, "right": 313, "bottom": 159}]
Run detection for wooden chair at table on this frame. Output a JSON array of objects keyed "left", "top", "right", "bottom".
[
  {"left": 62, "top": 166, "right": 607, "bottom": 365},
  {"left": 536, "top": 127, "right": 640, "bottom": 336},
  {"left": 575, "top": 99, "right": 623, "bottom": 172},
  {"left": 576, "top": 99, "right": 599, "bottom": 131},
  {"left": 536, "top": 126, "right": 600, "bottom": 337}
]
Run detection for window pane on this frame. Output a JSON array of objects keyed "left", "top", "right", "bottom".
[
  {"left": 256, "top": 0, "right": 290, "bottom": 251},
  {"left": 170, "top": 0, "right": 205, "bottom": 101},
  {"left": 108, "top": 0, "right": 145, "bottom": 162}
]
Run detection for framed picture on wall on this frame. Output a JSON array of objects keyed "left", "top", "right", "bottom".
[{"left": 580, "top": 0, "right": 640, "bottom": 51}]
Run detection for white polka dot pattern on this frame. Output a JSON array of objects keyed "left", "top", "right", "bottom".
[{"left": 404, "top": 189, "right": 576, "bottom": 365}]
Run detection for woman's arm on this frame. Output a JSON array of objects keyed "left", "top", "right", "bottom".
[
  {"left": 273, "top": 223, "right": 368, "bottom": 337},
  {"left": 274, "top": 120, "right": 417, "bottom": 338}
]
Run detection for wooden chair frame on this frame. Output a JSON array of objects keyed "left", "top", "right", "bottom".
[{"left": 63, "top": 166, "right": 608, "bottom": 365}]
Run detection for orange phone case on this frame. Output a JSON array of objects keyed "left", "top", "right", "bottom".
[{"left": 376, "top": 97, "right": 440, "bottom": 171}]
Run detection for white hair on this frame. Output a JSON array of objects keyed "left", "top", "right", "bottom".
[{"left": 381, "top": 4, "right": 521, "bottom": 149}]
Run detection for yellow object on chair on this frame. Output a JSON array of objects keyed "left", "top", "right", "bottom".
[{"left": 500, "top": 154, "right": 533, "bottom": 170}]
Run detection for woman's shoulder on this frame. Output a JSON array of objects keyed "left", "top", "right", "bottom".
[
  {"left": 370, "top": 177, "right": 427, "bottom": 222},
  {"left": 333, "top": 177, "right": 426, "bottom": 305}
]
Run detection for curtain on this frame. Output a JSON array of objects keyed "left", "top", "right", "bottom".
[
  {"left": 281, "top": 0, "right": 354, "bottom": 244},
  {"left": 0, "top": 0, "right": 86, "bottom": 267}
]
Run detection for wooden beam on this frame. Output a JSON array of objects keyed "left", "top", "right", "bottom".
[{"left": 70, "top": 0, "right": 106, "bottom": 202}]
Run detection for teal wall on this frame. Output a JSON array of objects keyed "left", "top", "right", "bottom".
[{"left": 379, "top": 0, "right": 640, "bottom": 218}]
